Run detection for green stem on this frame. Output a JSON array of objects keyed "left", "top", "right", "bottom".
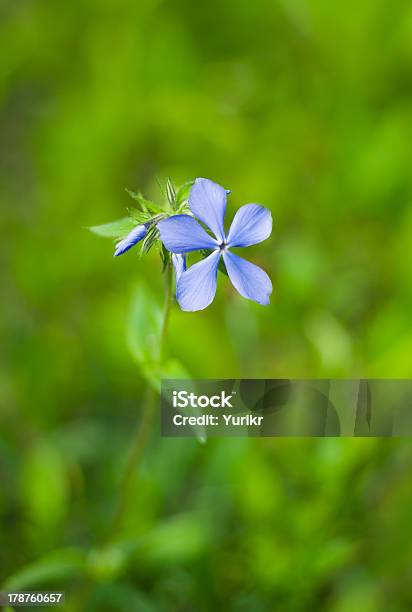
[
  {"left": 105, "top": 263, "right": 173, "bottom": 542},
  {"left": 160, "top": 261, "right": 173, "bottom": 359}
]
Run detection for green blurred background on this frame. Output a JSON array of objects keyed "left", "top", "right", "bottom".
[{"left": 2, "top": 0, "right": 412, "bottom": 610}]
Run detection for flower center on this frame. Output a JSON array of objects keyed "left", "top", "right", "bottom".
[{"left": 219, "top": 242, "right": 228, "bottom": 252}]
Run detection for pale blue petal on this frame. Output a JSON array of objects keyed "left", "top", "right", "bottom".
[
  {"left": 172, "top": 254, "right": 186, "bottom": 282},
  {"left": 157, "top": 215, "right": 218, "bottom": 253},
  {"left": 114, "top": 224, "right": 147, "bottom": 256},
  {"left": 226, "top": 204, "right": 272, "bottom": 248},
  {"left": 189, "top": 178, "right": 228, "bottom": 242},
  {"left": 176, "top": 250, "right": 221, "bottom": 311},
  {"left": 223, "top": 251, "right": 272, "bottom": 305}
]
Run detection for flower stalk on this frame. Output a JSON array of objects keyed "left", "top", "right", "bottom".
[{"left": 105, "top": 261, "right": 173, "bottom": 542}]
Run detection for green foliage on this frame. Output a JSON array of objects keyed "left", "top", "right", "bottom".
[
  {"left": 2, "top": 0, "right": 412, "bottom": 610},
  {"left": 21, "top": 441, "right": 68, "bottom": 529},
  {"left": 165, "top": 177, "right": 177, "bottom": 210},
  {"left": 140, "top": 223, "right": 160, "bottom": 255},
  {"left": 3, "top": 550, "right": 85, "bottom": 590},
  {"left": 88, "top": 217, "right": 139, "bottom": 239},
  {"left": 125, "top": 189, "right": 163, "bottom": 214},
  {"left": 127, "top": 282, "right": 162, "bottom": 379},
  {"left": 175, "top": 181, "right": 194, "bottom": 208}
]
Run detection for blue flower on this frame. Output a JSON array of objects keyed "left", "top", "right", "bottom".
[
  {"left": 114, "top": 224, "right": 147, "bottom": 256},
  {"left": 158, "top": 178, "right": 272, "bottom": 311}
]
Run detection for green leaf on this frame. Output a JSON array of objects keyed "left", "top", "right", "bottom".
[
  {"left": 102, "top": 514, "right": 211, "bottom": 569},
  {"left": 128, "top": 208, "right": 151, "bottom": 224},
  {"left": 141, "top": 513, "right": 210, "bottom": 564},
  {"left": 175, "top": 180, "right": 194, "bottom": 206},
  {"left": 21, "top": 441, "right": 68, "bottom": 528},
  {"left": 141, "top": 225, "right": 160, "bottom": 255},
  {"left": 3, "top": 549, "right": 85, "bottom": 590},
  {"left": 126, "top": 189, "right": 164, "bottom": 214},
  {"left": 127, "top": 282, "right": 162, "bottom": 376},
  {"left": 88, "top": 217, "right": 138, "bottom": 238},
  {"left": 87, "top": 547, "right": 126, "bottom": 580}
]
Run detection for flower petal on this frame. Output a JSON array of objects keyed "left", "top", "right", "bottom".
[
  {"left": 114, "top": 224, "right": 147, "bottom": 256},
  {"left": 223, "top": 251, "right": 272, "bottom": 305},
  {"left": 189, "top": 178, "right": 228, "bottom": 242},
  {"left": 226, "top": 204, "right": 272, "bottom": 248},
  {"left": 157, "top": 215, "right": 218, "bottom": 253},
  {"left": 176, "top": 250, "right": 221, "bottom": 311},
  {"left": 172, "top": 254, "right": 186, "bottom": 282}
]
